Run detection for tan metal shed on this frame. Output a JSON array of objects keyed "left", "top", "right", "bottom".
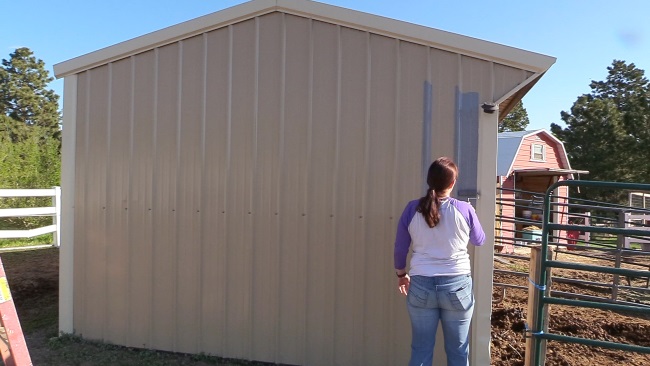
[{"left": 53, "top": 0, "right": 555, "bottom": 365}]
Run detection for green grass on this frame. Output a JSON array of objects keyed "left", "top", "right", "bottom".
[
  {"left": 508, "top": 263, "right": 529, "bottom": 273},
  {"left": 44, "top": 335, "right": 268, "bottom": 366},
  {"left": 20, "top": 299, "right": 58, "bottom": 334},
  {"left": 628, "top": 243, "right": 644, "bottom": 250},
  {"left": 0, "top": 233, "right": 54, "bottom": 248},
  {"left": 584, "top": 234, "right": 647, "bottom": 250},
  {"left": 22, "top": 294, "right": 278, "bottom": 366}
]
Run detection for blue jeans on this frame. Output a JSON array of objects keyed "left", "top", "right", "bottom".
[{"left": 406, "top": 274, "right": 474, "bottom": 366}]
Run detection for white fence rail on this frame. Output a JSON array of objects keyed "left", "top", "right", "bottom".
[
  {"left": 625, "top": 213, "right": 650, "bottom": 251},
  {"left": 0, "top": 187, "right": 61, "bottom": 247}
]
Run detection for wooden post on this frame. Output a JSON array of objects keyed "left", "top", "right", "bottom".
[{"left": 525, "top": 244, "right": 552, "bottom": 366}]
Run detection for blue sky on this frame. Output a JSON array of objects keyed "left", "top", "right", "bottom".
[{"left": 3, "top": 0, "right": 649, "bottom": 131}]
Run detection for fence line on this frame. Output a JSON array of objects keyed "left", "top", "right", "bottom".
[{"left": 0, "top": 187, "right": 61, "bottom": 248}]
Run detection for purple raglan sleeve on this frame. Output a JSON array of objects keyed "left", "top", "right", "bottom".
[
  {"left": 452, "top": 199, "right": 486, "bottom": 246},
  {"left": 394, "top": 200, "right": 418, "bottom": 270}
]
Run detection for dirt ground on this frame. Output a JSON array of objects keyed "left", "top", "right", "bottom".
[
  {"left": 0, "top": 248, "right": 60, "bottom": 365},
  {"left": 1, "top": 247, "right": 649, "bottom": 365},
  {"left": 491, "top": 247, "right": 650, "bottom": 366}
]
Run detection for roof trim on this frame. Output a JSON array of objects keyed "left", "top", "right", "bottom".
[
  {"left": 495, "top": 72, "right": 543, "bottom": 121},
  {"left": 54, "top": 0, "right": 556, "bottom": 78},
  {"left": 513, "top": 168, "right": 590, "bottom": 177}
]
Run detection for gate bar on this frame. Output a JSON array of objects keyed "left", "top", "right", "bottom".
[
  {"left": 535, "top": 333, "right": 650, "bottom": 354},
  {"left": 533, "top": 180, "right": 650, "bottom": 365}
]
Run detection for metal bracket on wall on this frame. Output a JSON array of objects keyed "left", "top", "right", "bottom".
[{"left": 458, "top": 189, "right": 480, "bottom": 207}]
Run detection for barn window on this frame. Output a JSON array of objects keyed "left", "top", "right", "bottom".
[{"left": 531, "top": 143, "right": 546, "bottom": 161}]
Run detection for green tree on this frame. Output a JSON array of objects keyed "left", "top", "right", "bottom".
[
  {"left": 0, "top": 123, "right": 61, "bottom": 229},
  {"left": 0, "top": 48, "right": 61, "bottom": 231},
  {"left": 0, "top": 47, "right": 61, "bottom": 141},
  {"left": 551, "top": 60, "right": 650, "bottom": 204},
  {"left": 499, "top": 101, "right": 530, "bottom": 132}
]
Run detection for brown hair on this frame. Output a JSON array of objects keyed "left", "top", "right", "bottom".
[{"left": 416, "top": 157, "right": 458, "bottom": 228}]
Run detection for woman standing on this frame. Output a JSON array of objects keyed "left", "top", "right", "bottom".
[{"left": 394, "top": 157, "right": 486, "bottom": 366}]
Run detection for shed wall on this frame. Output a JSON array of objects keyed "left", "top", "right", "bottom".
[{"left": 71, "top": 12, "right": 525, "bottom": 365}]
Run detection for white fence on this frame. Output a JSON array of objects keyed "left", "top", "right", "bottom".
[
  {"left": 625, "top": 212, "right": 650, "bottom": 251},
  {"left": 0, "top": 187, "right": 61, "bottom": 247}
]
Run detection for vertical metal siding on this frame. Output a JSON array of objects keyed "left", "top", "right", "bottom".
[
  {"left": 252, "top": 12, "right": 283, "bottom": 361},
  {"left": 151, "top": 43, "right": 180, "bottom": 351},
  {"left": 396, "top": 41, "right": 428, "bottom": 187},
  {"left": 366, "top": 33, "right": 399, "bottom": 366},
  {"left": 493, "top": 64, "right": 528, "bottom": 102},
  {"left": 306, "top": 19, "right": 338, "bottom": 365},
  {"left": 461, "top": 55, "right": 493, "bottom": 100},
  {"left": 429, "top": 49, "right": 460, "bottom": 168},
  {"left": 73, "top": 71, "right": 88, "bottom": 337},
  {"left": 73, "top": 11, "right": 534, "bottom": 366},
  {"left": 84, "top": 65, "right": 110, "bottom": 341},
  {"left": 226, "top": 19, "right": 256, "bottom": 360},
  {"left": 201, "top": 26, "right": 230, "bottom": 353},
  {"left": 334, "top": 25, "right": 367, "bottom": 366},
  {"left": 105, "top": 58, "right": 132, "bottom": 345},
  {"left": 277, "top": 14, "right": 310, "bottom": 365},
  {"left": 128, "top": 50, "right": 156, "bottom": 348},
  {"left": 176, "top": 34, "right": 205, "bottom": 354},
  {"left": 393, "top": 39, "right": 431, "bottom": 362}
]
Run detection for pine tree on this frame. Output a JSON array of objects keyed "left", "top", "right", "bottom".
[
  {"left": 551, "top": 60, "right": 650, "bottom": 203},
  {"left": 0, "top": 47, "right": 61, "bottom": 141},
  {"left": 499, "top": 101, "right": 530, "bottom": 132}
]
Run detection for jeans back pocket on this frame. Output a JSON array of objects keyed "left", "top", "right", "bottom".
[
  {"left": 407, "top": 280, "right": 430, "bottom": 308},
  {"left": 447, "top": 282, "right": 474, "bottom": 311}
]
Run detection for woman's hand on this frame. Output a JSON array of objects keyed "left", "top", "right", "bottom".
[{"left": 398, "top": 275, "right": 410, "bottom": 296}]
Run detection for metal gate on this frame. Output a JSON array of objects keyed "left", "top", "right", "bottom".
[{"left": 529, "top": 180, "right": 650, "bottom": 365}]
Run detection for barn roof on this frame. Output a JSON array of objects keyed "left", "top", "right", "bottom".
[
  {"left": 53, "top": 0, "right": 555, "bottom": 78},
  {"left": 497, "top": 129, "right": 578, "bottom": 177}
]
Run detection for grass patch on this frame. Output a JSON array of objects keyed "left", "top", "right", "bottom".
[
  {"left": 19, "top": 297, "right": 58, "bottom": 334},
  {"left": 629, "top": 243, "right": 643, "bottom": 250},
  {"left": 45, "top": 335, "right": 276, "bottom": 366},
  {"left": 0, "top": 233, "right": 54, "bottom": 248},
  {"left": 508, "top": 263, "right": 529, "bottom": 273}
]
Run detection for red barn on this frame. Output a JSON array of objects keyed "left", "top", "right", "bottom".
[{"left": 496, "top": 129, "right": 587, "bottom": 253}]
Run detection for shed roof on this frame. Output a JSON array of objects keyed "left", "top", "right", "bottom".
[
  {"left": 53, "top": 0, "right": 555, "bottom": 79},
  {"left": 497, "top": 129, "right": 575, "bottom": 177}
]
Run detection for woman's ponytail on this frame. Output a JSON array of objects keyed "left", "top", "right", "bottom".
[
  {"left": 416, "top": 157, "right": 458, "bottom": 228},
  {"left": 417, "top": 187, "right": 441, "bottom": 228}
]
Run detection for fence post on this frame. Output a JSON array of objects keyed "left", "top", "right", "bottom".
[
  {"left": 525, "top": 244, "right": 552, "bottom": 366},
  {"left": 611, "top": 210, "right": 627, "bottom": 301},
  {"left": 53, "top": 186, "right": 61, "bottom": 247},
  {"left": 584, "top": 212, "right": 591, "bottom": 243},
  {"left": 624, "top": 212, "right": 630, "bottom": 249}
]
